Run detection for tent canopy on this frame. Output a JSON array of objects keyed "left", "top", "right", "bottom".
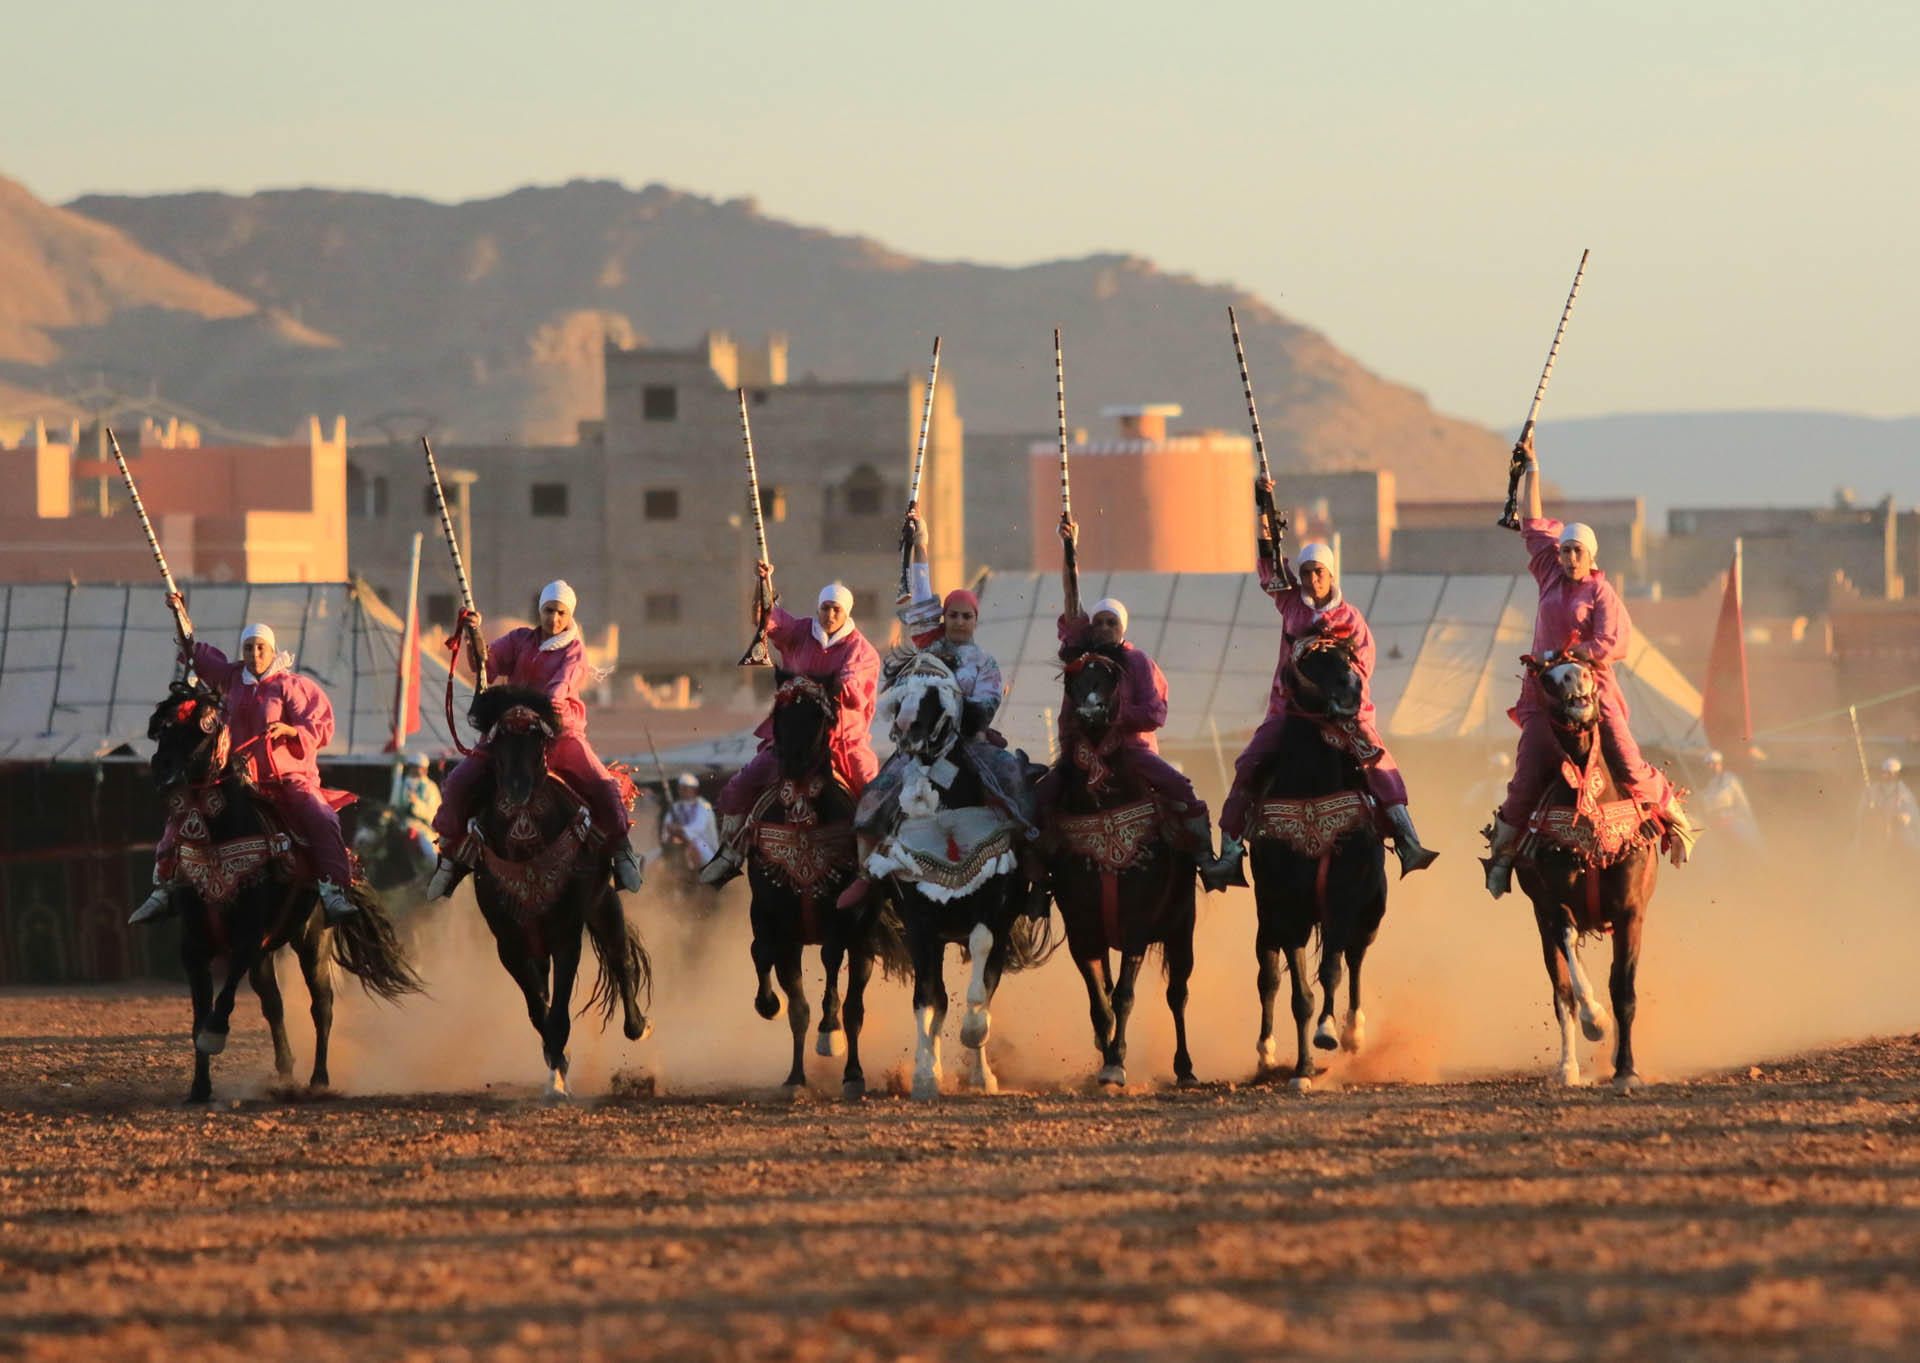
[{"left": 0, "top": 581, "right": 475, "bottom": 763}]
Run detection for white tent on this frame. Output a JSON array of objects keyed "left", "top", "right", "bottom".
[
  {"left": 0, "top": 581, "right": 475, "bottom": 763},
  {"left": 654, "top": 571, "right": 1703, "bottom": 770}
]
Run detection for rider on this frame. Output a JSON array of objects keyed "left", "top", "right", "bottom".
[
  {"left": 1855, "top": 756, "right": 1920, "bottom": 854},
  {"left": 394, "top": 753, "right": 441, "bottom": 865},
  {"left": 1695, "top": 749, "right": 1761, "bottom": 851},
  {"left": 427, "top": 580, "right": 644, "bottom": 899},
  {"left": 661, "top": 773, "right": 720, "bottom": 866},
  {"left": 131, "top": 607, "right": 359, "bottom": 924},
  {"left": 699, "top": 568, "right": 881, "bottom": 886},
  {"left": 1484, "top": 433, "right": 1698, "bottom": 896},
  {"left": 1038, "top": 517, "right": 1227, "bottom": 888},
  {"left": 1213, "top": 526, "right": 1438, "bottom": 881}
]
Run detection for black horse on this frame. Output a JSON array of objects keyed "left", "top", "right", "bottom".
[
  {"left": 462, "top": 686, "right": 653, "bottom": 1101},
  {"left": 146, "top": 683, "right": 421, "bottom": 1103},
  {"left": 747, "top": 670, "right": 909, "bottom": 1096},
  {"left": 1047, "top": 645, "right": 1195, "bottom": 1089},
  {"left": 351, "top": 802, "right": 434, "bottom": 898},
  {"left": 1505, "top": 653, "right": 1662, "bottom": 1091},
  {"left": 1246, "top": 637, "right": 1388, "bottom": 1092},
  {"left": 874, "top": 656, "right": 1050, "bottom": 1099}
]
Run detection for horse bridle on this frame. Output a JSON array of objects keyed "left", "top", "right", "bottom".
[
  {"left": 1283, "top": 634, "right": 1357, "bottom": 711},
  {"left": 488, "top": 704, "right": 557, "bottom": 742}
]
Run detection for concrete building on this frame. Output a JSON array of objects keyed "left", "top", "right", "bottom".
[
  {"left": 0, "top": 417, "right": 349, "bottom": 584},
  {"left": 1269, "top": 471, "right": 1396, "bottom": 574},
  {"left": 1656, "top": 495, "right": 1903, "bottom": 617},
  {"left": 1394, "top": 498, "right": 1647, "bottom": 585},
  {"left": 347, "top": 333, "right": 964, "bottom": 693},
  {"left": 1026, "top": 406, "right": 1255, "bottom": 573}
]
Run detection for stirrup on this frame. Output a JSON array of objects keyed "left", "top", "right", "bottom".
[
  {"left": 612, "top": 841, "right": 645, "bottom": 893},
  {"left": 698, "top": 848, "right": 743, "bottom": 887},
  {"left": 427, "top": 854, "right": 468, "bottom": 902},
  {"left": 317, "top": 880, "right": 357, "bottom": 922},
  {"left": 128, "top": 885, "right": 174, "bottom": 926},
  {"left": 1200, "top": 835, "right": 1248, "bottom": 891}
]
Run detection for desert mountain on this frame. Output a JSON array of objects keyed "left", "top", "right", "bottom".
[{"left": 60, "top": 179, "right": 1509, "bottom": 494}]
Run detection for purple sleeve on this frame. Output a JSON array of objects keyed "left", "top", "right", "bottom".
[
  {"left": 192, "top": 642, "right": 237, "bottom": 695},
  {"left": 1115, "top": 650, "right": 1168, "bottom": 735},
  {"left": 1520, "top": 517, "right": 1565, "bottom": 591},
  {"left": 768, "top": 605, "right": 811, "bottom": 652},
  {"left": 1343, "top": 608, "right": 1377, "bottom": 683},
  {"left": 483, "top": 631, "right": 518, "bottom": 682},
  {"left": 1057, "top": 611, "right": 1090, "bottom": 645},
  {"left": 1583, "top": 580, "right": 1629, "bottom": 664},
  {"left": 280, "top": 677, "right": 335, "bottom": 756},
  {"left": 838, "top": 636, "right": 880, "bottom": 730}
]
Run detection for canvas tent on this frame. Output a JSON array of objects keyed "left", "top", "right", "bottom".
[
  {"left": 653, "top": 572, "right": 1703, "bottom": 770},
  {"left": 0, "top": 581, "right": 475, "bottom": 763}
]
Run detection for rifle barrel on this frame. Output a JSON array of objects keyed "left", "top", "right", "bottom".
[
  {"left": 1054, "top": 328, "right": 1071, "bottom": 519},
  {"left": 1227, "top": 307, "right": 1273, "bottom": 485},
  {"left": 906, "top": 337, "right": 941, "bottom": 510},
  {"left": 420, "top": 436, "right": 486, "bottom": 687},
  {"left": 104, "top": 427, "right": 180, "bottom": 598}
]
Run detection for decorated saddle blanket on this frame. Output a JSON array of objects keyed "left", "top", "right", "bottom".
[
  {"left": 461, "top": 777, "right": 604, "bottom": 922},
  {"left": 1248, "top": 790, "right": 1373, "bottom": 858},
  {"left": 754, "top": 819, "right": 857, "bottom": 900},
  {"left": 865, "top": 804, "right": 1017, "bottom": 902},
  {"left": 1524, "top": 739, "right": 1659, "bottom": 869},
  {"left": 1052, "top": 798, "right": 1161, "bottom": 874},
  {"left": 164, "top": 785, "right": 326, "bottom": 910}
]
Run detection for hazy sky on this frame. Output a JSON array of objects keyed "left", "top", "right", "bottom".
[{"left": 7, "top": 1, "right": 1915, "bottom": 427}]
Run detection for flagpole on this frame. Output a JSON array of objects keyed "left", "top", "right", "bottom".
[{"left": 392, "top": 532, "right": 422, "bottom": 755}]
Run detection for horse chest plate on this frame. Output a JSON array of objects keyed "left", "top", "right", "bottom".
[{"left": 754, "top": 821, "right": 855, "bottom": 895}]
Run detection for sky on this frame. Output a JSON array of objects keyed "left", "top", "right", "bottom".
[{"left": 6, "top": 0, "right": 1916, "bottom": 428}]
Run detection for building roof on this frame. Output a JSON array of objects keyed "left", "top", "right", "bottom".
[{"left": 0, "top": 581, "right": 474, "bottom": 764}]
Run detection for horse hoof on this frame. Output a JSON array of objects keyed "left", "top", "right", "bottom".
[
  {"left": 1612, "top": 1071, "right": 1644, "bottom": 1095},
  {"left": 542, "top": 1082, "right": 571, "bottom": 1106},
  {"left": 1579, "top": 1011, "right": 1610, "bottom": 1044},
  {"left": 841, "top": 1080, "right": 868, "bottom": 1101},
  {"left": 625, "top": 1014, "right": 653, "bottom": 1043},
  {"left": 1256, "top": 1038, "right": 1280, "bottom": 1070},
  {"left": 1176, "top": 1072, "right": 1200, "bottom": 1090},
  {"left": 959, "top": 1008, "right": 990, "bottom": 1050},
  {"left": 1313, "top": 1018, "right": 1340, "bottom": 1051},
  {"left": 754, "top": 992, "right": 783, "bottom": 1021},
  {"left": 781, "top": 1079, "right": 807, "bottom": 1097},
  {"left": 911, "top": 1073, "right": 941, "bottom": 1101},
  {"left": 1556, "top": 1066, "right": 1587, "bottom": 1088},
  {"left": 1288, "top": 1075, "right": 1313, "bottom": 1095},
  {"left": 1097, "top": 1064, "right": 1126, "bottom": 1088},
  {"left": 1341, "top": 1011, "right": 1366, "bottom": 1054},
  {"left": 183, "top": 1090, "right": 212, "bottom": 1106},
  {"left": 816, "top": 1028, "right": 847, "bottom": 1058},
  {"left": 194, "top": 1028, "right": 229, "bottom": 1056}
]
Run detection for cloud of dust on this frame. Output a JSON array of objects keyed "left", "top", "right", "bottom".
[{"left": 322, "top": 746, "right": 1920, "bottom": 1097}]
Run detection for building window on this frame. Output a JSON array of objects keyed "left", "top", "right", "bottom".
[
  {"left": 373, "top": 476, "right": 389, "bottom": 516},
  {"left": 760, "top": 486, "right": 787, "bottom": 523},
  {"left": 843, "top": 465, "right": 884, "bottom": 517},
  {"left": 644, "top": 489, "right": 679, "bottom": 521},
  {"left": 530, "top": 483, "right": 569, "bottom": 517},
  {"left": 425, "top": 593, "right": 456, "bottom": 630},
  {"left": 643, "top": 385, "right": 678, "bottom": 421},
  {"left": 347, "top": 462, "right": 367, "bottom": 518},
  {"left": 646, "top": 593, "right": 681, "bottom": 622}
]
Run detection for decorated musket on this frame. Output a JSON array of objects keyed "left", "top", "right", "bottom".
[
  {"left": 105, "top": 427, "right": 192, "bottom": 674},
  {"left": 896, "top": 336, "right": 943, "bottom": 601},
  {"left": 1055, "top": 327, "right": 1080, "bottom": 621},
  {"left": 738, "top": 387, "right": 774, "bottom": 667},
  {"left": 1499, "top": 249, "right": 1590, "bottom": 530},
  {"left": 1227, "top": 306, "right": 1294, "bottom": 586},
  {"left": 420, "top": 436, "right": 487, "bottom": 688}
]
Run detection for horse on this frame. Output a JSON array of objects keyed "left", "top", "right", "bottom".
[
  {"left": 1244, "top": 635, "right": 1389, "bottom": 1093},
  {"left": 1499, "top": 652, "right": 1662, "bottom": 1092},
  {"left": 351, "top": 803, "right": 434, "bottom": 894},
  {"left": 746, "top": 670, "right": 910, "bottom": 1096},
  {"left": 1046, "top": 644, "right": 1195, "bottom": 1089},
  {"left": 867, "top": 654, "right": 1050, "bottom": 1099},
  {"left": 146, "top": 682, "right": 421, "bottom": 1103},
  {"left": 457, "top": 686, "right": 653, "bottom": 1101}
]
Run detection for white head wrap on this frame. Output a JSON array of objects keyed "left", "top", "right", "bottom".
[
  {"left": 818, "top": 582, "right": 854, "bottom": 612},
  {"left": 676, "top": 772, "right": 700, "bottom": 789},
  {"left": 1297, "top": 541, "right": 1338, "bottom": 578},
  {"left": 1706, "top": 749, "right": 1724, "bottom": 766},
  {"left": 1558, "top": 523, "right": 1599, "bottom": 559},
  {"left": 540, "top": 579, "right": 577, "bottom": 611},
  {"left": 1882, "top": 757, "right": 1903, "bottom": 776},
  {"left": 240, "top": 622, "right": 276, "bottom": 651},
  {"left": 1089, "top": 598, "right": 1129, "bottom": 636}
]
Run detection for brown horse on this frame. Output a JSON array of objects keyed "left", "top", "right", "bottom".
[
  {"left": 1046, "top": 644, "right": 1197, "bottom": 1089},
  {"left": 459, "top": 686, "right": 652, "bottom": 1101},
  {"left": 1499, "top": 653, "right": 1663, "bottom": 1092}
]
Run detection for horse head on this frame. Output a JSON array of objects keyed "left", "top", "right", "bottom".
[
  {"left": 147, "top": 681, "right": 229, "bottom": 789},
  {"left": 1061, "top": 643, "right": 1127, "bottom": 737},
  {"left": 469, "top": 685, "right": 561, "bottom": 809},
  {"left": 1284, "top": 634, "right": 1365, "bottom": 720},
  {"left": 770, "top": 669, "right": 840, "bottom": 782},
  {"left": 881, "top": 653, "right": 964, "bottom": 764},
  {"left": 1526, "top": 651, "right": 1600, "bottom": 731}
]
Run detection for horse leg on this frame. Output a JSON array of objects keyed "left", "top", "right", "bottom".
[
  {"left": 1313, "top": 930, "right": 1345, "bottom": 1053},
  {"left": 962, "top": 929, "right": 1006, "bottom": 1095},
  {"left": 816, "top": 939, "right": 847, "bottom": 1058},
  {"left": 1538, "top": 908, "right": 1585, "bottom": 1086},
  {"left": 182, "top": 937, "right": 214, "bottom": 1104},
  {"left": 959, "top": 921, "right": 996, "bottom": 1051},
  {"left": 1560, "top": 916, "right": 1611, "bottom": 1041},
  {"left": 492, "top": 924, "right": 551, "bottom": 1037},
  {"left": 540, "top": 933, "right": 583, "bottom": 1102},
  {"left": 249, "top": 953, "right": 295, "bottom": 1083},
  {"left": 909, "top": 923, "right": 947, "bottom": 1100},
  {"left": 775, "top": 939, "right": 810, "bottom": 1090},
  {"left": 1072, "top": 953, "right": 1116, "bottom": 1065},
  {"left": 1610, "top": 911, "right": 1644, "bottom": 1092},
  {"left": 1101, "top": 951, "right": 1147, "bottom": 1089},
  {"left": 198, "top": 910, "right": 266, "bottom": 1056},
  {"left": 294, "top": 925, "right": 335, "bottom": 1090},
  {"left": 1285, "top": 939, "right": 1319, "bottom": 1092},
  {"left": 839, "top": 942, "right": 874, "bottom": 1099},
  {"left": 1254, "top": 932, "right": 1283, "bottom": 1073},
  {"left": 1165, "top": 921, "right": 1197, "bottom": 1087},
  {"left": 750, "top": 933, "right": 783, "bottom": 1020},
  {"left": 1341, "top": 936, "right": 1370, "bottom": 1055}
]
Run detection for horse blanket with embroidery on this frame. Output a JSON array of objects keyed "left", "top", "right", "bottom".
[
  {"left": 1524, "top": 740, "right": 1657, "bottom": 869},
  {"left": 1053, "top": 799, "right": 1161, "bottom": 873},
  {"left": 866, "top": 805, "right": 1017, "bottom": 902},
  {"left": 462, "top": 777, "right": 603, "bottom": 924},
  {"left": 161, "top": 784, "right": 346, "bottom": 909},
  {"left": 1249, "top": 790, "right": 1373, "bottom": 859}
]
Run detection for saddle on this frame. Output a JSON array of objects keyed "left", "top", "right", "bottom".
[
  {"left": 458, "top": 775, "right": 603, "bottom": 923},
  {"left": 867, "top": 805, "right": 1017, "bottom": 902},
  {"left": 167, "top": 783, "right": 303, "bottom": 909},
  {"left": 1522, "top": 741, "right": 1658, "bottom": 871},
  {"left": 1248, "top": 790, "right": 1373, "bottom": 859}
]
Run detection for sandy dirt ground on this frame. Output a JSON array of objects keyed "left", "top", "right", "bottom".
[{"left": 4, "top": 973, "right": 1918, "bottom": 1363}]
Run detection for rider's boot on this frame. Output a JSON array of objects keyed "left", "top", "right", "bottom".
[
  {"left": 611, "top": 837, "right": 645, "bottom": 893},
  {"left": 128, "top": 876, "right": 175, "bottom": 926},
  {"left": 427, "top": 853, "right": 469, "bottom": 902},
  {"left": 316, "top": 880, "right": 357, "bottom": 923},
  {"left": 1384, "top": 804, "right": 1440, "bottom": 877},
  {"left": 1661, "top": 794, "right": 1699, "bottom": 867},
  {"left": 698, "top": 815, "right": 747, "bottom": 887},
  {"left": 1482, "top": 817, "right": 1521, "bottom": 899},
  {"left": 1202, "top": 833, "right": 1249, "bottom": 891}
]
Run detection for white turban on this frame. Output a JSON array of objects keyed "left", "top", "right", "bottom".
[
  {"left": 1297, "top": 541, "right": 1338, "bottom": 578},
  {"left": 676, "top": 772, "right": 700, "bottom": 789},
  {"left": 1558, "top": 523, "right": 1599, "bottom": 559},
  {"left": 540, "top": 579, "right": 578, "bottom": 610},
  {"left": 818, "top": 582, "right": 854, "bottom": 612},
  {"left": 240, "top": 622, "right": 276, "bottom": 650},
  {"left": 1089, "top": 598, "right": 1129, "bottom": 636}
]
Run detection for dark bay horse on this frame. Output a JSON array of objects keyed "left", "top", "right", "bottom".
[
  {"left": 1245, "top": 637, "right": 1387, "bottom": 1093},
  {"left": 1047, "top": 644, "right": 1195, "bottom": 1089},
  {"left": 1501, "top": 653, "right": 1662, "bottom": 1091},
  {"left": 461, "top": 686, "right": 652, "bottom": 1101},
  {"left": 872, "top": 655, "right": 1049, "bottom": 1099},
  {"left": 748, "top": 670, "right": 910, "bottom": 1096},
  {"left": 146, "top": 683, "right": 421, "bottom": 1103}
]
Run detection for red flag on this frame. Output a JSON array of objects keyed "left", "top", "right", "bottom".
[
  {"left": 384, "top": 604, "right": 422, "bottom": 752},
  {"left": 1701, "top": 541, "right": 1751, "bottom": 764}
]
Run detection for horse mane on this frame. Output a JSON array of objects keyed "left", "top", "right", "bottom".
[
  {"left": 147, "top": 680, "right": 220, "bottom": 741},
  {"left": 468, "top": 685, "right": 561, "bottom": 737},
  {"left": 1058, "top": 639, "right": 1127, "bottom": 672}
]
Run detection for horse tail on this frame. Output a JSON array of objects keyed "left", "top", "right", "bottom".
[
  {"left": 584, "top": 891, "right": 653, "bottom": 1024},
  {"left": 1000, "top": 905, "right": 1059, "bottom": 974},
  {"left": 331, "top": 882, "right": 425, "bottom": 1001},
  {"left": 866, "top": 889, "right": 916, "bottom": 984}
]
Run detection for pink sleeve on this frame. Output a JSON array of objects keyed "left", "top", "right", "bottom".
[
  {"left": 1521, "top": 517, "right": 1565, "bottom": 591},
  {"left": 192, "top": 642, "right": 237, "bottom": 695},
  {"left": 838, "top": 637, "right": 880, "bottom": 728},
  {"left": 1257, "top": 556, "right": 1297, "bottom": 608},
  {"left": 281, "top": 678, "right": 335, "bottom": 756},
  {"left": 768, "top": 605, "right": 811, "bottom": 652},
  {"left": 1057, "top": 611, "right": 1090, "bottom": 645},
  {"left": 483, "top": 632, "right": 517, "bottom": 682},
  {"left": 1114, "top": 651, "right": 1168, "bottom": 735},
  {"left": 1344, "top": 609, "right": 1377, "bottom": 683},
  {"left": 1584, "top": 581, "right": 1629, "bottom": 664}
]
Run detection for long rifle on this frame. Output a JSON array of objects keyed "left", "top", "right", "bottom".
[
  {"left": 104, "top": 428, "right": 191, "bottom": 660},
  {"left": 421, "top": 436, "right": 487, "bottom": 687},
  {"left": 897, "top": 337, "right": 943, "bottom": 600},
  {"left": 1055, "top": 328, "right": 1080, "bottom": 620},
  {"left": 1227, "top": 306, "right": 1294, "bottom": 586},
  {"left": 639, "top": 719, "right": 675, "bottom": 805},
  {"left": 1500, "top": 249, "right": 1590, "bottom": 529},
  {"left": 738, "top": 388, "right": 774, "bottom": 666}
]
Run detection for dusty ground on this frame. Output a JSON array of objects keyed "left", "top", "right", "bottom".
[{"left": 2, "top": 988, "right": 1917, "bottom": 1363}]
